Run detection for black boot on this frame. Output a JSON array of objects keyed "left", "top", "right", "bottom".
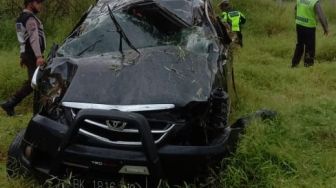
[
  {"left": 1, "top": 97, "right": 20, "bottom": 116},
  {"left": 304, "top": 54, "right": 314, "bottom": 67}
]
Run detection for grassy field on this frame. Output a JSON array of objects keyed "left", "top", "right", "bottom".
[
  {"left": 1, "top": 0, "right": 336, "bottom": 187},
  {"left": 209, "top": 31, "right": 336, "bottom": 188}
]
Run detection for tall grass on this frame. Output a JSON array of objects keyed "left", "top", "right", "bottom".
[
  {"left": 0, "top": 50, "right": 25, "bottom": 98},
  {"left": 207, "top": 0, "right": 336, "bottom": 187},
  {"left": 213, "top": 0, "right": 295, "bottom": 36}
]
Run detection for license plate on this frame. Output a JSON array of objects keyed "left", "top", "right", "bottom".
[{"left": 71, "top": 178, "right": 146, "bottom": 188}]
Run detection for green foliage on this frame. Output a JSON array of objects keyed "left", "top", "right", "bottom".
[
  {"left": 0, "top": 19, "right": 18, "bottom": 49},
  {"left": 209, "top": 1, "right": 336, "bottom": 187},
  {"left": 213, "top": 0, "right": 335, "bottom": 36},
  {"left": 213, "top": 0, "right": 295, "bottom": 36},
  {"left": 322, "top": 0, "right": 336, "bottom": 22},
  {"left": 0, "top": 0, "right": 95, "bottom": 49},
  {"left": 0, "top": 50, "right": 26, "bottom": 99},
  {"left": 316, "top": 35, "right": 336, "bottom": 62}
]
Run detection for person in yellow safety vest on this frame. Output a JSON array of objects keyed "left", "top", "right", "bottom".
[
  {"left": 219, "top": 0, "right": 246, "bottom": 47},
  {"left": 291, "top": 0, "right": 328, "bottom": 68}
]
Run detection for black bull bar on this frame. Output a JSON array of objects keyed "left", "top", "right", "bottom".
[{"left": 22, "top": 109, "right": 245, "bottom": 180}]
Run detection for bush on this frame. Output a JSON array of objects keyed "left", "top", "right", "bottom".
[
  {"left": 0, "top": 18, "right": 17, "bottom": 49},
  {"left": 0, "top": 0, "right": 95, "bottom": 49}
]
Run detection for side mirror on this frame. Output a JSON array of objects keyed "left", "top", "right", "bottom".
[{"left": 31, "top": 67, "right": 43, "bottom": 90}]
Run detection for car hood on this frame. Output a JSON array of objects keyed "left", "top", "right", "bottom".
[{"left": 47, "top": 46, "right": 219, "bottom": 107}]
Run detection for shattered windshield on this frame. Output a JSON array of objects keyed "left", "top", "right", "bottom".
[{"left": 57, "top": 11, "right": 213, "bottom": 57}]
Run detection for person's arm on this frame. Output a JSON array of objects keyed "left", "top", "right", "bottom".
[
  {"left": 26, "top": 17, "right": 45, "bottom": 65},
  {"left": 314, "top": 1, "right": 329, "bottom": 35},
  {"left": 220, "top": 12, "right": 231, "bottom": 31},
  {"left": 220, "top": 12, "right": 228, "bottom": 23},
  {"left": 240, "top": 12, "right": 246, "bottom": 25}
]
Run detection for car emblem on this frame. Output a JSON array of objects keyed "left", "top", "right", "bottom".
[{"left": 106, "top": 120, "right": 128, "bottom": 131}]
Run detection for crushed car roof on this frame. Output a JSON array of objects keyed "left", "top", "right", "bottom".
[
  {"left": 88, "top": 0, "right": 204, "bottom": 26},
  {"left": 50, "top": 0, "right": 223, "bottom": 107}
]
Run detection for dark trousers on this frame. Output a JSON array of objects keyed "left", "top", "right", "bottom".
[
  {"left": 237, "top": 31, "right": 243, "bottom": 47},
  {"left": 292, "top": 24, "right": 316, "bottom": 67},
  {"left": 13, "top": 55, "right": 37, "bottom": 103}
]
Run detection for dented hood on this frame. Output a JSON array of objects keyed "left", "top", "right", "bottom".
[{"left": 54, "top": 46, "right": 219, "bottom": 107}]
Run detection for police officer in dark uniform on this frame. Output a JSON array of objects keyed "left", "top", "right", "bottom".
[{"left": 1, "top": 0, "right": 46, "bottom": 116}]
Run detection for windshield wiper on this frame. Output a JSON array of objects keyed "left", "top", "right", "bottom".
[{"left": 107, "top": 5, "right": 140, "bottom": 56}]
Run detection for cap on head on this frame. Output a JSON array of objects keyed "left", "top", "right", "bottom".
[
  {"left": 222, "top": 0, "right": 229, "bottom": 4},
  {"left": 24, "top": 0, "right": 44, "bottom": 6},
  {"left": 219, "top": 0, "right": 230, "bottom": 9},
  {"left": 220, "top": 0, "right": 229, "bottom": 6}
]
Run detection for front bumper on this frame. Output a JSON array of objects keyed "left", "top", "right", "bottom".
[{"left": 20, "top": 109, "right": 245, "bottom": 181}]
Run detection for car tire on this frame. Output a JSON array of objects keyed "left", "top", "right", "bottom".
[{"left": 6, "top": 129, "right": 31, "bottom": 178}]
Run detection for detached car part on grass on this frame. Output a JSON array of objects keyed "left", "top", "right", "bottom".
[{"left": 7, "top": 0, "right": 244, "bottom": 186}]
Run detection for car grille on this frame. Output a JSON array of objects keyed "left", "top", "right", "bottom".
[{"left": 71, "top": 109, "right": 176, "bottom": 146}]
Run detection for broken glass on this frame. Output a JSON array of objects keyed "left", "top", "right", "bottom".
[{"left": 57, "top": 0, "right": 214, "bottom": 58}]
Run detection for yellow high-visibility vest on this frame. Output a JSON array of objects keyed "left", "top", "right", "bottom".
[{"left": 296, "top": 0, "right": 318, "bottom": 28}]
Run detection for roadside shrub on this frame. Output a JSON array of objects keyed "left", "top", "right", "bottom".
[
  {"left": 0, "top": 50, "right": 24, "bottom": 99},
  {"left": 0, "top": 0, "right": 95, "bottom": 49},
  {"left": 0, "top": 18, "right": 17, "bottom": 49}
]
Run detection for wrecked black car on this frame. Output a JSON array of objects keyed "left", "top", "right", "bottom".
[{"left": 7, "top": 0, "right": 244, "bottom": 186}]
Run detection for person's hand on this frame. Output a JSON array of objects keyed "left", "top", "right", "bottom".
[
  {"left": 224, "top": 23, "right": 231, "bottom": 31},
  {"left": 36, "top": 56, "right": 45, "bottom": 66},
  {"left": 324, "top": 30, "right": 329, "bottom": 36}
]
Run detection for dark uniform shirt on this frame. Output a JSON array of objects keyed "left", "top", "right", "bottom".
[{"left": 16, "top": 9, "right": 46, "bottom": 59}]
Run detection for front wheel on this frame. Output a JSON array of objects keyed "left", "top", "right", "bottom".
[{"left": 6, "top": 129, "right": 31, "bottom": 178}]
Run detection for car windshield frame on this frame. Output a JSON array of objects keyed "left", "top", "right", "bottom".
[{"left": 57, "top": 3, "right": 216, "bottom": 58}]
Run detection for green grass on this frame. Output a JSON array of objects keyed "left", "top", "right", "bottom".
[
  {"left": 0, "top": 51, "right": 36, "bottom": 188},
  {"left": 209, "top": 33, "right": 336, "bottom": 187},
  {"left": 0, "top": 116, "right": 35, "bottom": 188},
  {"left": 1, "top": 0, "right": 336, "bottom": 187}
]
